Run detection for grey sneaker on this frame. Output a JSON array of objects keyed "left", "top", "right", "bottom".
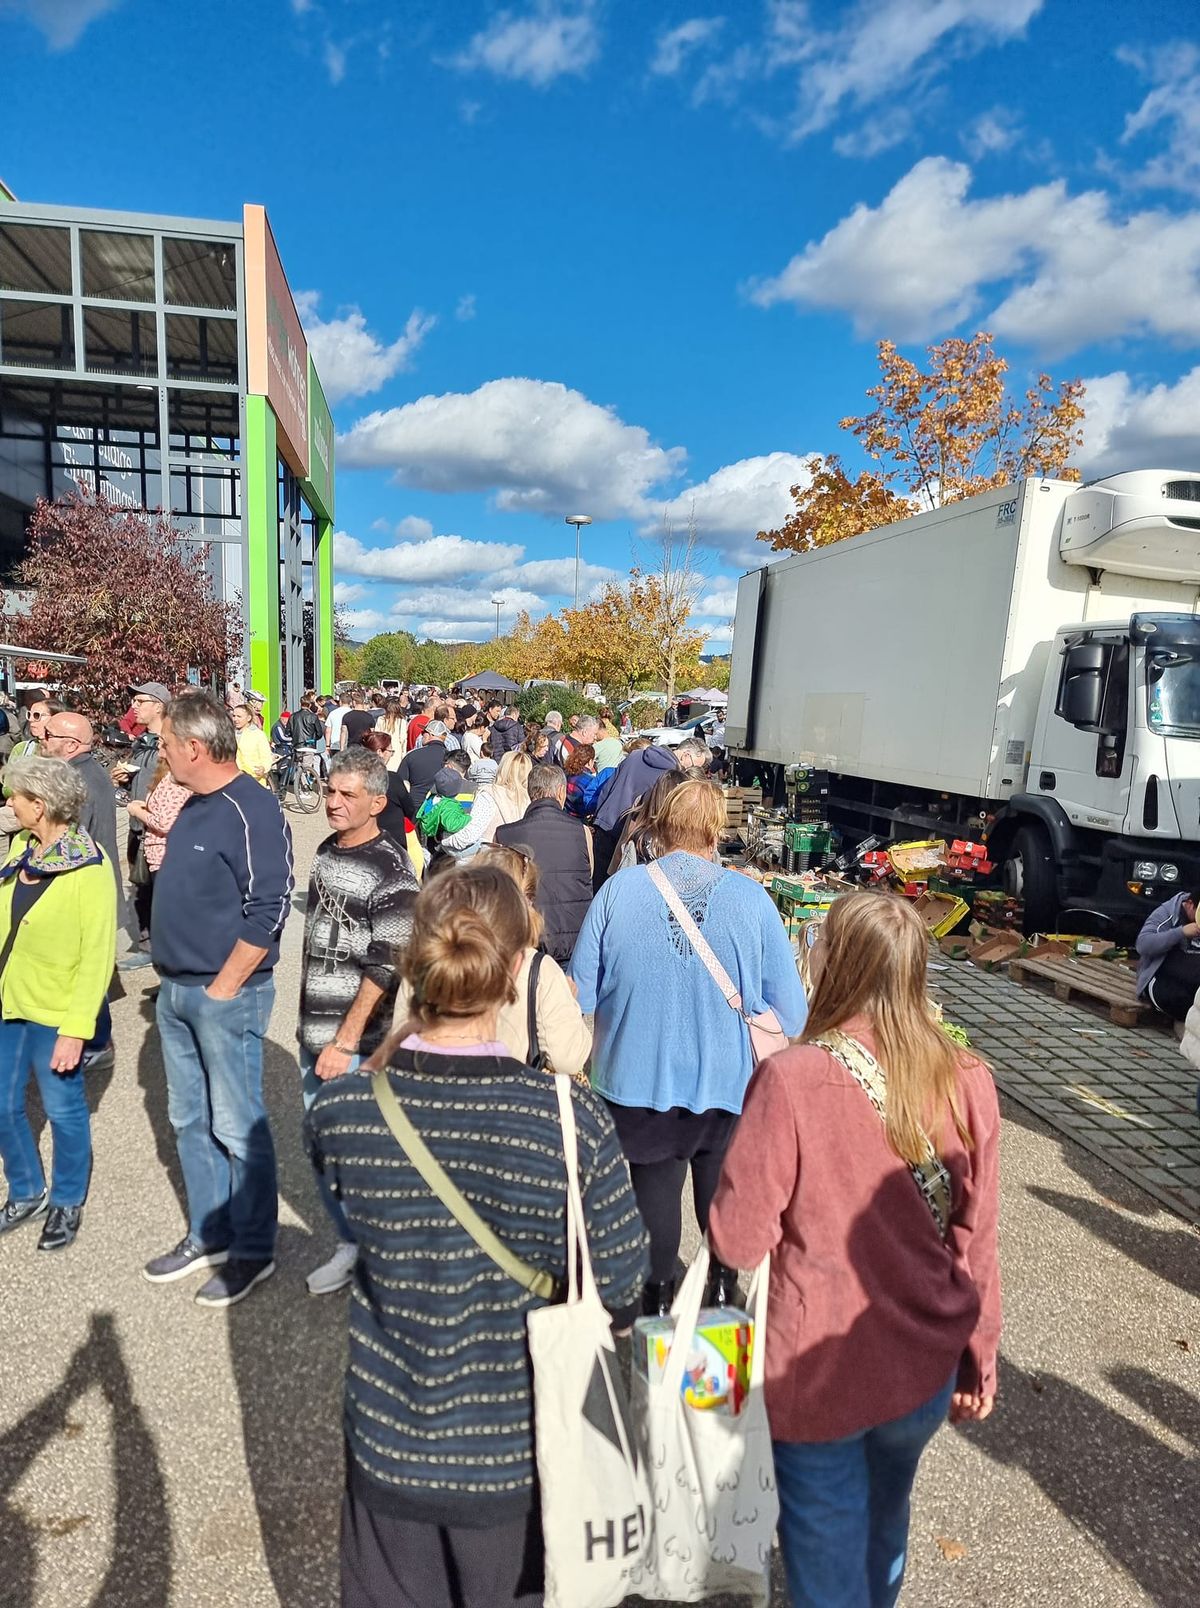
[
  {"left": 0, "top": 1191, "right": 49, "bottom": 1235},
  {"left": 142, "top": 1235, "right": 230, "bottom": 1283},
  {"left": 194, "top": 1257, "right": 276, "bottom": 1308}
]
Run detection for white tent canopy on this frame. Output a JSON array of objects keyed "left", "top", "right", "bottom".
[{"left": 678, "top": 686, "right": 728, "bottom": 705}]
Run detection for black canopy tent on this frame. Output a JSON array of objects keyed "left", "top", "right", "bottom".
[{"left": 457, "top": 671, "right": 523, "bottom": 696}]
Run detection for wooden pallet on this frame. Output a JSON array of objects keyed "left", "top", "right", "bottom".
[{"left": 1007, "top": 954, "right": 1149, "bottom": 1028}]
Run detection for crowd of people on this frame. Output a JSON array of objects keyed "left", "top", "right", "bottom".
[{"left": 0, "top": 674, "right": 1001, "bottom": 1608}]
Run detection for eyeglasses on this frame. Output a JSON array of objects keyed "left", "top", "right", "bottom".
[
  {"left": 43, "top": 728, "right": 78, "bottom": 743},
  {"left": 28, "top": 711, "right": 50, "bottom": 722}
]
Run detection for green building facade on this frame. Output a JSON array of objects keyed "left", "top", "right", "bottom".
[{"left": 0, "top": 190, "right": 335, "bottom": 714}]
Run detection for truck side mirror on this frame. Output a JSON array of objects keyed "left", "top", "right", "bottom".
[{"left": 1056, "top": 643, "right": 1105, "bottom": 730}]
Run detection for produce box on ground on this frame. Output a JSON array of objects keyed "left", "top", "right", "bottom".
[
  {"left": 888, "top": 839, "right": 947, "bottom": 881},
  {"left": 911, "top": 889, "right": 972, "bottom": 938}
]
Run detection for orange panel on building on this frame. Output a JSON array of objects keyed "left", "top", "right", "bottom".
[{"left": 244, "top": 203, "right": 309, "bottom": 477}]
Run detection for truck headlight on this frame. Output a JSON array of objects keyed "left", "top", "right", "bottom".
[
  {"left": 1133, "top": 860, "right": 1160, "bottom": 880},
  {"left": 1160, "top": 863, "right": 1180, "bottom": 882}
]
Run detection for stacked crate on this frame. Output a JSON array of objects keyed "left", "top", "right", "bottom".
[{"left": 722, "top": 786, "right": 762, "bottom": 837}]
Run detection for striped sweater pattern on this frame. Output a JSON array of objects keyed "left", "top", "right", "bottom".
[{"left": 305, "top": 1051, "right": 648, "bottom": 1526}]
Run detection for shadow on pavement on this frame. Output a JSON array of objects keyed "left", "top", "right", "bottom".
[
  {"left": 0, "top": 1312, "right": 172, "bottom": 1608},
  {"left": 962, "top": 1355, "right": 1200, "bottom": 1604},
  {"left": 1026, "top": 1186, "right": 1200, "bottom": 1301},
  {"left": 134, "top": 992, "right": 188, "bottom": 1226},
  {"left": 226, "top": 1039, "right": 345, "bottom": 1608}
]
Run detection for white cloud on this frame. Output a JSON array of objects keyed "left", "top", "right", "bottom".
[
  {"left": 748, "top": 155, "right": 1200, "bottom": 353},
  {"left": 395, "top": 515, "right": 434, "bottom": 541},
  {"left": 697, "top": 620, "right": 734, "bottom": 646},
  {"left": 650, "top": 17, "right": 723, "bottom": 77},
  {"left": 333, "top": 581, "right": 369, "bottom": 604},
  {"left": 0, "top": 0, "right": 122, "bottom": 47},
  {"left": 295, "top": 293, "right": 436, "bottom": 406},
  {"left": 390, "top": 585, "right": 546, "bottom": 621},
  {"left": 784, "top": 0, "right": 1041, "bottom": 143},
  {"left": 340, "top": 608, "right": 391, "bottom": 635},
  {"left": 1075, "top": 365, "right": 1200, "bottom": 478},
  {"left": 411, "top": 618, "right": 498, "bottom": 642},
  {"left": 334, "top": 530, "right": 524, "bottom": 582},
  {"left": 456, "top": 293, "right": 477, "bottom": 321},
  {"left": 338, "top": 377, "right": 686, "bottom": 519},
  {"left": 494, "top": 556, "right": 621, "bottom": 596},
  {"left": 649, "top": 452, "right": 812, "bottom": 558},
  {"left": 450, "top": 3, "right": 600, "bottom": 87},
  {"left": 1119, "top": 41, "right": 1200, "bottom": 198},
  {"left": 960, "top": 107, "right": 1022, "bottom": 159},
  {"left": 695, "top": 582, "right": 739, "bottom": 619},
  {"left": 324, "top": 39, "right": 347, "bottom": 84}
]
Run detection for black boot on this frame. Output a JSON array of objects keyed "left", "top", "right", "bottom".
[
  {"left": 704, "top": 1260, "right": 740, "bottom": 1309},
  {"left": 641, "top": 1279, "right": 676, "bottom": 1318},
  {"left": 37, "top": 1206, "right": 82, "bottom": 1252}
]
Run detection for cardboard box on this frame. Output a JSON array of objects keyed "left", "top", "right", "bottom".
[{"left": 971, "top": 932, "right": 1024, "bottom": 971}]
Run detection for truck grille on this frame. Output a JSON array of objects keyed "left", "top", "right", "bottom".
[{"left": 1163, "top": 480, "right": 1200, "bottom": 502}]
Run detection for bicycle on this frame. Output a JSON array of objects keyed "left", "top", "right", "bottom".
[{"left": 270, "top": 745, "right": 324, "bottom": 813}]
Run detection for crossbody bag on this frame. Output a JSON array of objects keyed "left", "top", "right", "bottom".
[
  {"left": 647, "top": 860, "right": 789, "bottom": 1064},
  {"left": 812, "top": 1028, "right": 952, "bottom": 1239}
]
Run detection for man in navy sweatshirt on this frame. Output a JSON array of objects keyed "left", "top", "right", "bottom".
[{"left": 142, "top": 693, "right": 294, "bottom": 1308}]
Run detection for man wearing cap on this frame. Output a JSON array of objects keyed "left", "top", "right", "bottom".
[
  {"left": 389, "top": 719, "right": 449, "bottom": 823},
  {"left": 114, "top": 683, "right": 169, "bottom": 961}
]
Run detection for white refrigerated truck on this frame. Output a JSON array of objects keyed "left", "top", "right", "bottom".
[{"left": 726, "top": 471, "right": 1200, "bottom": 933}]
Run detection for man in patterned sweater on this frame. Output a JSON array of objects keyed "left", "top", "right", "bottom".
[{"left": 299, "top": 746, "right": 417, "bottom": 1295}]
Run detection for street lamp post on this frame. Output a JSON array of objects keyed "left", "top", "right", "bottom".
[
  {"left": 564, "top": 515, "right": 592, "bottom": 611},
  {"left": 491, "top": 596, "right": 502, "bottom": 639}
]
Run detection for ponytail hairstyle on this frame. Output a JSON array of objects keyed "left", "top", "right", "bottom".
[
  {"left": 401, "top": 863, "right": 534, "bottom": 1026},
  {"left": 801, "top": 891, "right": 977, "bottom": 1163}
]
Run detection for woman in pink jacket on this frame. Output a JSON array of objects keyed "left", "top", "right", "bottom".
[{"left": 709, "top": 891, "right": 1001, "bottom": 1608}]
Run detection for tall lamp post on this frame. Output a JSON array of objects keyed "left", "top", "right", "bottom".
[
  {"left": 491, "top": 596, "right": 502, "bottom": 639},
  {"left": 564, "top": 514, "right": 592, "bottom": 611}
]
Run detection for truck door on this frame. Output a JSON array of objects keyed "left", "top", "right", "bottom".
[{"left": 1032, "top": 634, "right": 1131, "bottom": 832}]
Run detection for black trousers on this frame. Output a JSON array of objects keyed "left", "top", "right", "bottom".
[
  {"left": 608, "top": 1103, "right": 738, "bottom": 1284},
  {"left": 1146, "top": 944, "right": 1200, "bottom": 1022},
  {"left": 340, "top": 1490, "right": 544, "bottom": 1608},
  {"left": 126, "top": 827, "right": 154, "bottom": 942}
]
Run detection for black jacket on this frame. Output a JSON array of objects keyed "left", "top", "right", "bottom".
[
  {"left": 390, "top": 741, "right": 448, "bottom": 822},
  {"left": 495, "top": 798, "right": 593, "bottom": 964},
  {"left": 489, "top": 718, "right": 524, "bottom": 761}
]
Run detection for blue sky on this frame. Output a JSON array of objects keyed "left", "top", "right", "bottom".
[{"left": 5, "top": 0, "right": 1200, "bottom": 647}]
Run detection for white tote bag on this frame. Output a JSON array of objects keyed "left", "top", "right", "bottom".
[
  {"left": 528, "top": 1076, "right": 651, "bottom": 1608},
  {"left": 628, "top": 1245, "right": 778, "bottom": 1603}
]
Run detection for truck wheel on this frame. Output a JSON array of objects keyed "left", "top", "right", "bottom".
[{"left": 1007, "top": 824, "right": 1058, "bottom": 935}]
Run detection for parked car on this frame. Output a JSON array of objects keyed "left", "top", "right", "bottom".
[{"left": 636, "top": 712, "right": 719, "bottom": 746}]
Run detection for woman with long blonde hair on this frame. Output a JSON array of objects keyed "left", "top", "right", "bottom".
[
  {"left": 492, "top": 748, "right": 531, "bottom": 826},
  {"left": 709, "top": 891, "right": 1001, "bottom": 1608}
]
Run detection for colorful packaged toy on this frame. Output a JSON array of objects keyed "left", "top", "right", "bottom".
[{"left": 632, "top": 1306, "right": 754, "bottom": 1416}]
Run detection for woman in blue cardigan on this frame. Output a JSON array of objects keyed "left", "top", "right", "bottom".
[{"left": 571, "top": 775, "right": 806, "bottom": 1314}]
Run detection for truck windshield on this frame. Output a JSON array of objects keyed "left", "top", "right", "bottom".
[{"left": 1147, "top": 648, "right": 1200, "bottom": 737}]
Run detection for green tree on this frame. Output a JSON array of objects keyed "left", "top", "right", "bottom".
[{"left": 358, "top": 631, "right": 419, "bottom": 684}]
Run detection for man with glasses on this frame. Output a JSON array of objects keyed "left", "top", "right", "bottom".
[
  {"left": 112, "top": 683, "right": 169, "bottom": 965},
  {"left": 42, "top": 711, "right": 127, "bottom": 924}
]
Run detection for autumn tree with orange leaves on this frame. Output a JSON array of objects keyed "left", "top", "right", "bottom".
[{"left": 759, "top": 332, "right": 1086, "bottom": 554}]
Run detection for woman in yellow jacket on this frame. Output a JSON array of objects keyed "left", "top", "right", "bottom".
[
  {"left": 232, "top": 702, "right": 275, "bottom": 787},
  {"left": 0, "top": 756, "right": 117, "bottom": 1251}
]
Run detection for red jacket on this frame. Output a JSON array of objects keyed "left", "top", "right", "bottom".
[
  {"left": 406, "top": 714, "right": 430, "bottom": 752},
  {"left": 709, "top": 1018, "right": 1001, "bottom": 1443}
]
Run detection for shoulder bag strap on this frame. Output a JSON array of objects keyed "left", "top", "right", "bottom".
[
  {"left": 526, "top": 950, "right": 547, "bottom": 1071},
  {"left": 0, "top": 874, "right": 53, "bottom": 989},
  {"left": 647, "top": 860, "right": 744, "bottom": 1013},
  {"left": 370, "top": 1067, "right": 557, "bottom": 1300},
  {"left": 812, "top": 1030, "right": 952, "bottom": 1240}
]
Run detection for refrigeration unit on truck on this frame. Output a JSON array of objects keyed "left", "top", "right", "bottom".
[{"left": 726, "top": 471, "right": 1200, "bottom": 933}]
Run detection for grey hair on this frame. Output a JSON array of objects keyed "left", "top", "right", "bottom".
[
  {"left": 4, "top": 755, "right": 88, "bottom": 827},
  {"left": 575, "top": 715, "right": 600, "bottom": 738},
  {"left": 675, "top": 737, "right": 712, "bottom": 768},
  {"left": 165, "top": 692, "right": 237, "bottom": 763},
  {"left": 528, "top": 762, "right": 567, "bottom": 801},
  {"left": 328, "top": 746, "right": 388, "bottom": 797}
]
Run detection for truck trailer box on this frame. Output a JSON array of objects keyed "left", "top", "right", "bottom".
[{"left": 727, "top": 478, "right": 1200, "bottom": 804}]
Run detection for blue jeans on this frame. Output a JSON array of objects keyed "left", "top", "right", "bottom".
[
  {"left": 773, "top": 1377, "right": 955, "bottom": 1608},
  {"left": 298, "top": 1045, "right": 356, "bottom": 1244},
  {"left": 156, "top": 978, "right": 278, "bottom": 1260},
  {"left": 0, "top": 1018, "right": 92, "bottom": 1207}
]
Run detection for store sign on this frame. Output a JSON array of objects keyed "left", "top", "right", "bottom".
[
  {"left": 307, "top": 354, "right": 334, "bottom": 519},
  {"left": 244, "top": 204, "right": 309, "bottom": 477}
]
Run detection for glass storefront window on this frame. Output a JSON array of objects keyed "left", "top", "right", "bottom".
[
  {"left": 81, "top": 230, "right": 155, "bottom": 301},
  {"left": 168, "top": 387, "right": 240, "bottom": 457},
  {"left": 83, "top": 307, "right": 158, "bottom": 377},
  {"left": 165, "top": 313, "right": 238, "bottom": 383},
  {"left": 0, "top": 300, "right": 74, "bottom": 369},
  {"left": 0, "top": 223, "right": 72, "bottom": 295},
  {"left": 164, "top": 238, "right": 237, "bottom": 311}
]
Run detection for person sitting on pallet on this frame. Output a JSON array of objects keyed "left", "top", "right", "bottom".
[{"left": 1136, "top": 889, "right": 1200, "bottom": 1023}]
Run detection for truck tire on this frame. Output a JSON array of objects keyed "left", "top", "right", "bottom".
[{"left": 1006, "top": 824, "right": 1058, "bottom": 935}]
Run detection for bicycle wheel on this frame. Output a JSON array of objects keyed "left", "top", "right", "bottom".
[{"left": 294, "top": 764, "right": 323, "bottom": 813}]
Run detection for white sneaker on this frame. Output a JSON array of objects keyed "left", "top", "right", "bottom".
[{"left": 306, "top": 1242, "right": 358, "bottom": 1296}]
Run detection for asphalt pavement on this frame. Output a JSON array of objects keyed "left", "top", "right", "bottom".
[{"left": 1, "top": 807, "right": 1198, "bottom": 1606}]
